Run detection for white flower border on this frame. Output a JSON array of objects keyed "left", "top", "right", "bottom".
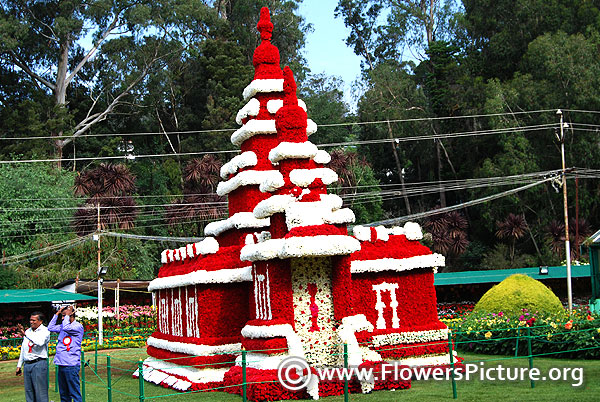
[
  {"left": 137, "top": 356, "right": 229, "bottom": 386},
  {"left": 231, "top": 119, "right": 277, "bottom": 146},
  {"left": 353, "top": 222, "right": 423, "bottom": 242},
  {"left": 205, "top": 212, "right": 270, "bottom": 236},
  {"left": 268, "top": 141, "right": 318, "bottom": 164},
  {"left": 285, "top": 200, "right": 355, "bottom": 229},
  {"left": 241, "top": 235, "right": 361, "bottom": 261},
  {"left": 147, "top": 336, "right": 242, "bottom": 357},
  {"left": 371, "top": 328, "right": 449, "bottom": 347},
  {"left": 148, "top": 266, "right": 252, "bottom": 291},
  {"left": 241, "top": 323, "right": 304, "bottom": 357},
  {"left": 289, "top": 168, "right": 338, "bottom": 187},
  {"left": 350, "top": 254, "right": 445, "bottom": 274},
  {"left": 313, "top": 150, "right": 331, "bottom": 165},
  {"left": 217, "top": 170, "right": 283, "bottom": 196},
  {"left": 253, "top": 194, "right": 297, "bottom": 218},
  {"left": 161, "top": 238, "right": 219, "bottom": 264},
  {"left": 220, "top": 152, "right": 257, "bottom": 179},
  {"left": 307, "top": 119, "right": 317, "bottom": 135},
  {"left": 236, "top": 98, "right": 261, "bottom": 124},
  {"left": 266, "top": 99, "right": 307, "bottom": 114},
  {"left": 243, "top": 79, "right": 284, "bottom": 100}
]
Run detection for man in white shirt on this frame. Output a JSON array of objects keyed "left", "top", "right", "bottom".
[{"left": 16, "top": 311, "right": 51, "bottom": 402}]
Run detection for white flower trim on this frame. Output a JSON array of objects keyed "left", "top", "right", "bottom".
[
  {"left": 337, "top": 314, "right": 375, "bottom": 367},
  {"left": 307, "top": 119, "right": 317, "bottom": 135},
  {"left": 371, "top": 328, "right": 449, "bottom": 347},
  {"left": 243, "top": 79, "right": 284, "bottom": 100},
  {"left": 313, "top": 150, "right": 331, "bottom": 165},
  {"left": 396, "top": 353, "right": 452, "bottom": 367},
  {"left": 161, "top": 238, "right": 219, "bottom": 264},
  {"left": 266, "top": 99, "right": 307, "bottom": 114},
  {"left": 241, "top": 235, "right": 361, "bottom": 261},
  {"left": 352, "top": 225, "right": 388, "bottom": 242},
  {"left": 253, "top": 194, "right": 296, "bottom": 218},
  {"left": 350, "top": 254, "right": 445, "bottom": 274},
  {"left": 283, "top": 197, "right": 351, "bottom": 229},
  {"left": 217, "top": 170, "right": 283, "bottom": 196},
  {"left": 268, "top": 141, "right": 318, "bottom": 164},
  {"left": 148, "top": 266, "right": 252, "bottom": 290},
  {"left": 403, "top": 222, "right": 423, "bottom": 240},
  {"left": 241, "top": 323, "right": 304, "bottom": 357},
  {"left": 205, "top": 212, "right": 270, "bottom": 236},
  {"left": 231, "top": 119, "right": 277, "bottom": 146},
  {"left": 258, "top": 171, "right": 285, "bottom": 193},
  {"left": 289, "top": 168, "right": 338, "bottom": 187},
  {"left": 220, "top": 152, "right": 257, "bottom": 179},
  {"left": 319, "top": 193, "right": 343, "bottom": 210},
  {"left": 325, "top": 208, "right": 355, "bottom": 225},
  {"left": 139, "top": 357, "right": 228, "bottom": 385},
  {"left": 147, "top": 336, "right": 241, "bottom": 357},
  {"left": 236, "top": 98, "right": 261, "bottom": 124}
]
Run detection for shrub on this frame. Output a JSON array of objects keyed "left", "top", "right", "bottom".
[{"left": 473, "top": 274, "right": 563, "bottom": 315}]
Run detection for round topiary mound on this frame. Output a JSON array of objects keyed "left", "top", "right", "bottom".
[{"left": 473, "top": 274, "right": 563, "bottom": 316}]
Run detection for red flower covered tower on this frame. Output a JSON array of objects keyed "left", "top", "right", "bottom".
[{"left": 139, "top": 8, "right": 452, "bottom": 399}]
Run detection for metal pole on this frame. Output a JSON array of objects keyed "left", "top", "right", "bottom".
[
  {"left": 81, "top": 350, "right": 86, "bottom": 402},
  {"left": 343, "top": 343, "right": 349, "bottom": 402},
  {"left": 557, "top": 109, "right": 573, "bottom": 312},
  {"left": 448, "top": 331, "right": 457, "bottom": 399},
  {"left": 107, "top": 355, "right": 112, "bottom": 402},
  {"left": 242, "top": 349, "right": 247, "bottom": 402},
  {"left": 527, "top": 327, "right": 535, "bottom": 389},
  {"left": 97, "top": 203, "right": 104, "bottom": 344},
  {"left": 138, "top": 360, "right": 144, "bottom": 402},
  {"left": 94, "top": 334, "right": 98, "bottom": 372}
]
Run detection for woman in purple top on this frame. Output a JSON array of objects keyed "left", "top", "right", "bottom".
[{"left": 48, "top": 305, "right": 84, "bottom": 402}]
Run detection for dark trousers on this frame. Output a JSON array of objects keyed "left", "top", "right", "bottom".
[
  {"left": 23, "top": 359, "right": 49, "bottom": 402},
  {"left": 57, "top": 365, "right": 82, "bottom": 402}
]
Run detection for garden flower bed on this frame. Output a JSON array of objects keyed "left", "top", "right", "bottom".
[{"left": 442, "top": 307, "right": 600, "bottom": 359}]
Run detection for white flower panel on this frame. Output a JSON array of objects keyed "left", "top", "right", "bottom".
[
  {"left": 313, "top": 150, "right": 331, "bottom": 164},
  {"left": 220, "top": 152, "right": 257, "bottom": 179},
  {"left": 236, "top": 98, "right": 261, "bottom": 124},
  {"left": 289, "top": 168, "right": 338, "bottom": 187},
  {"left": 307, "top": 119, "right": 317, "bottom": 135},
  {"left": 258, "top": 171, "right": 285, "bottom": 193},
  {"left": 147, "top": 336, "right": 241, "bottom": 356},
  {"left": 351, "top": 254, "right": 445, "bottom": 274},
  {"left": 242, "top": 79, "right": 284, "bottom": 100},
  {"left": 204, "top": 212, "right": 270, "bottom": 236},
  {"left": 253, "top": 194, "right": 296, "bottom": 219},
  {"left": 324, "top": 208, "right": 355, "bottom": 225},
  {"left": 231, "top": 119, "right": 277, "bottom": 146},
  {"left": 217, "top": 169, "right": 283, "bottom": 196},
  {"left": 371, "top": 328, "right": 449, "bottom": 347},
  {"left": 148, "top": 266, "right": 252, "bottom": 291},
  {"left": 266, "top": 98, "right": 307, "bottom": 114},
  {"left": 242, "top": 235, "right": 361, "bottom": 261},
  {"left": 268, "top": 141, "right": 318, "bottom": 164}
]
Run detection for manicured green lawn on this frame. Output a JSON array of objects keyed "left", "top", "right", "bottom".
[{"left": 0, "top": 349, "right": 597, "bottom": 401}]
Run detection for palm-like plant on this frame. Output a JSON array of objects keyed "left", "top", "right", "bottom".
[
  {"left": 72, "top": 163, "right": 138, "bottom": 236},
  {"left": 495, "top": 213, "right": 527, "bottom": 265},
  {"left": 424, "top": 211, "right": 469, "bottom": 258},
  {"left": 546, "top": 217, "right": 591, "bottom": 260},
  {"left": 166, "top": 156, "right": 226, "bottom": 234}
]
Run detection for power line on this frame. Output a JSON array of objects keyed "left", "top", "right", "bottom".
[
  {"left": 0, "top": 122, "right": 559, "bottom": 165},
  {"left": 0, "top": 108, "right": 560, "bottom": 141}
]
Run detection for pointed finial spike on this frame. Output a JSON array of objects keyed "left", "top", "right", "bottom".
[
  {"left": 257, "top": 7, "right": 273, "bottom": 41},
  {"left": 283, "top": 66, "right": 297, "bottom": 106}
]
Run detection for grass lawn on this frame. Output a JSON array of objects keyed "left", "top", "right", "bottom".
[{"left": 0, "top": 349, "right": 598, "bottom": 401}]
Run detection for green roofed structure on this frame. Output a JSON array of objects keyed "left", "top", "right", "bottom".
[
  {"left": 0, "top": 289, "right": 97, "bottom": 304},
  {"left": 587, "top": 229, "right": 600, "bottom": 312}
]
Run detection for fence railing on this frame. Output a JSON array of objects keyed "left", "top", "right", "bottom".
[{"left": 9, "top": 324, "right": 600, "bottom": 401}]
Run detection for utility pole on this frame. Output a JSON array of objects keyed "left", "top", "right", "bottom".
[
  {"left": 557, "top": 109, "right": 573, "bottom": 313},
  {"left": 96, "top": 203, "right": 104, "bottom": 345}
]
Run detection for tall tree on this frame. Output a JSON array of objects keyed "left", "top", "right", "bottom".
[{"left": 0, "top": 0, "right": 218, "bottom": 165}]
